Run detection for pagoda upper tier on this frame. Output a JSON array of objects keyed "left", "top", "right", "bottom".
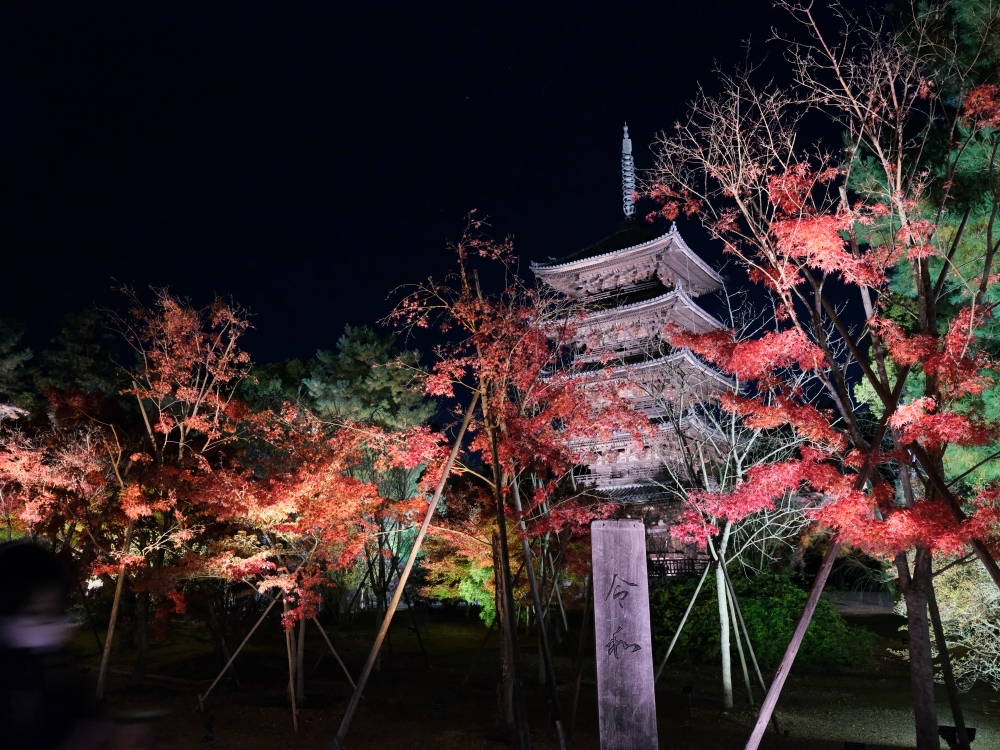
[
  {"left": 530, "top": 220, "right": 722, "bottom": 300},
  {"left": 573, "top": 286, "right": 724, "bottom": 362}
]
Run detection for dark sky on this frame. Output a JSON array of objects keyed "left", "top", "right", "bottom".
[{"left": 0, "top": 1, "right": 869, "bottom": 363}]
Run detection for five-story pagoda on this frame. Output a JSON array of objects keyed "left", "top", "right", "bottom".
[{"left": 531, "top": 125, "right": 730, "bottom": 501}]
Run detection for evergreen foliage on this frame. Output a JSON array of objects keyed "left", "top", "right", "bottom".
[
  {"left": 0, "top": 319, "right": 33, "bottom": 413},
  {"left": 305, "top": 325, "right": 435, "bottom": 429},
  {"left": 650, "top": 572, "right": 876, "bottom": 670}
]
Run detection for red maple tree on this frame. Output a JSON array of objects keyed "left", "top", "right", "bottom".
[{"left": 648, "top": 6, "right": 1000, "bottom": 748}]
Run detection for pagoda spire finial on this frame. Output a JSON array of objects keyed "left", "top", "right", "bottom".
[{"left": 622, "top": 123, "right": 636, "bottom": 218}]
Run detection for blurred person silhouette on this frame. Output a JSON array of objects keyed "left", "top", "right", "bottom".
[
  {"left": 0, "top": 541, "right": 81, "bottom": 749},
  {"left": 0, "top": 541, "right": 163, "bottom": 750}
]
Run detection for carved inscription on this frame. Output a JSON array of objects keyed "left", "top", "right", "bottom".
[{"left": 591, "top": 520, "right": 658, "bottom": 749}]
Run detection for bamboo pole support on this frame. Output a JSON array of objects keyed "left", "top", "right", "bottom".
[
  {"left": 568, "top": 570, "right": 592, "bottom": 736},
  {"left": 312, "top": 617, "right": 356, "bottom": 689},
  {"left": 928, "top": 583, "right": 971, "bottom": 750},
  {"left": 96, "top": 519, "right": 134, "bottom": 700},
  {"left": 285, "top": 624, "right": 299, "bottom": 733},
  {"left": 328, "top": 392, "right": 478, "bottom": 750},
  {"left": 725, "top": 576, "right": 753, "bottom": 705},
  {"left": 655, "top": 559, "right": 712, "bottom": 683},
  {"left": 744, "top": 539, "right": 839, "bottom": 750},
  {"left": 745, "top": 404, "right": 896, "bottom": 749},
  {"left": 198, "top": 593, "right": 279, "bottom": 709}
]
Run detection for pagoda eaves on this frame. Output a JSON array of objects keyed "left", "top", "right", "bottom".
[
  {"left": 531, "top": 222, "right": 722, "bottom": 298},
  {"left": 574, "top": 286, "right": 724, "bottom": 359}
]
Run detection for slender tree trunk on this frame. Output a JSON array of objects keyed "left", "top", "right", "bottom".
[
  {"left": 79, "top": 584, "right": 104, "bottom": 655},
  {"left": 204, "top": 587, "right": 239, "bottom": 687},
  {"left": 284, "top": 625, "right": 299, "bottom": 733},
  {"left": 403, "top": 586, "right": 431, "bottom": 669},
  {"left": 569, "top": 571, "right": 591, "bottom": 737},
  {"left": 716, "top": 562, "right": 733, "bottom": 709},
  {"left": 538, "top": 637, "right": 546, "bottom": 684},
  {"left": 129, "top": 590, "right": 150, "bottom": 687},
  {"left": 487, "top": 426, "right": 530, "bottom": 750},
  {"left": 493, "top": 532, "right": 518, "bottom": 741},
  {"left": 284, "top": 598, "right": 297, "bottom": 703},
  {"left": 715, "top": 522, "right": 734, "bottom": 709},
  {"left": 929, "top": 581, "right": 970, "bottom": 750},
  {"left": 897, "top": 547, "right": 939, "bottom": 750},
  {"left": 511, "top": 477, "right": 566, "bottom": 750},
  {"left": 296, "top": 614, "right": 307, "bottom": 701}
]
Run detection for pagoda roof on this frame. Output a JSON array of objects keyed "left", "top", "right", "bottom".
[
  {"left": 614, "top": 349, "right": 737, "bottom": 399},
  {"left": 580, "top": 287, "right": 725, "bottom": 333},
  {"left": 531, "top": 222, "right": 723, "bottom": 298}
]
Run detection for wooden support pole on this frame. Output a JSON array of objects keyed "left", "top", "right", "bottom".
[
  {"left": 726, "top": 576, "right": 753, "bottom": 706},
  {"left": 96, "top": 519, "right": 134, "bottom": 700},
  {"left": 745, "top": 406, "right": 892, "bottom": 749},
  {"left": 655, "top": 560, "right": 712, "bottom": 683},
  {"left": 328, "top": 392, "right": 478, "bottom": 750},
  {"left": 312, "top": 617, "right": 356, "bottom": 690},
  {"left": 722, "top": 562, "right": 779, "bottom": 735},
  {"left": 928, "top": 584, "right": 970, "bottom": 750},
  {"left": 199, "top": 593, "right": 279, "bottom": 708},
  {"left": 744, "top": 539, "right": 839, "bottom": 750}
]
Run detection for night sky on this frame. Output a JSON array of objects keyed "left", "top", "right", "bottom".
[{"left": 0, "top": 1, "right": 869, "bottom": 363}]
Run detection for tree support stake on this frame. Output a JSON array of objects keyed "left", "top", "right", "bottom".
[{"left": 328, "top": 392, "right": 478, "bottom": 750}]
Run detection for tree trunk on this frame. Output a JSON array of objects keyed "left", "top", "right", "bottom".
[
  {"left": 511, "top": 477, "right": 566, "bottom": 749},
  {"left": 129, "top": 590, "right": 149, "bottom": 687},
  {"left": 493, "top": 532, "right": 518, "bottom": 741},
  {"left": 897, "top": 547, "right": 939, "bottom": 750},
  {"left": 376, "top": 533, "right": 388, "bottom": 670},
  {"left": 716, "top": 561, "right": 733, "bottom": 709},
  {"left": 296, "top": 614, "right": 307, "bottom": 701},
  {"left": 487, "top": 424, "right": 530, "bottom": 750},
  {"left": 204, "top": 587, "right": 239, "bottom": 687},
  {"left": 538, "top": 636, "right": 546, "bottom": 684},
  {"left": 929, "top": 580, "right": 970, "bottom": 750},
  {"left": 79, "top": 584, "right": 104, "bottom": 655}
]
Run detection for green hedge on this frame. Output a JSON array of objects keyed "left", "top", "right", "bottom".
[{"left": 650, "top": 572, "right": 875, "bottom": 670}]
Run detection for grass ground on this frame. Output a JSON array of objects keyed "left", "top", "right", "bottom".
[{"left": 70, "top": 606, "right": 1000, "bottom": 749}]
